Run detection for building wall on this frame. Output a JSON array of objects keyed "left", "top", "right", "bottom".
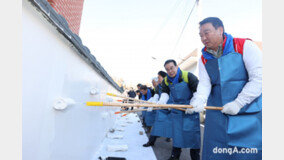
[
  {"left": 178, "top": 48, "right": 199, "bottom": 76},
  {"left": 23, "top": 1, "right": 120, "bottom": 160},
  {"left": 47, "top": 0, "right": 84, "bottom": 34},
  {"left": 182, "top": 63, "right": 198, "bottom": 76},
  {"left": 179, "top": 58, "right": 198, "bottom": 76}
]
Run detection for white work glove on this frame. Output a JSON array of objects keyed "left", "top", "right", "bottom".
[
  {"left": 185, "top": 108, "right": 194, "bottom": 114},
  {"left": 190, "top": 93, "right": 206, "bottom": 113},
  {"left": 221, "top": 100, "right": 242, "bottom": 115},
  {"left": 147, "top": 107, "right": 153, "bottom": 112},
  {"left": 157, "top": 93, "right": 169, "bottom": 104},
  {"left": 157, "top": 93, "right": 169, "bottom": 110},
  {"left": 152, "top": 94, "right": 159, "bottom": 103},
  {"left": 147, "top": 97, "right": 153, "bottom": 103}
]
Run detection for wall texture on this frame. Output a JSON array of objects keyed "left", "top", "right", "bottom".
[{"left": 23, "top": 1, "right": 120, "bottom": 159}]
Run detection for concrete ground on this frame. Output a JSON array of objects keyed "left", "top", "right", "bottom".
[
  {"left": 138, "top": 110, "right": 204, "bottom": 160},
  {"left": 145, "top": 125, "right": 204, "bottom": 160},
  {"left": 94, "top": 113, "right": 157, "bottom": 160}
]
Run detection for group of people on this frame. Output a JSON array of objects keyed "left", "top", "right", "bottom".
[{"left": 133, "top": 17, "right": 262, "bottom": 160}]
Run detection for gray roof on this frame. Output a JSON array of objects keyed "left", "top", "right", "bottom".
[{"left": 28, "top": 0, "right": 123, "bottom": 93}]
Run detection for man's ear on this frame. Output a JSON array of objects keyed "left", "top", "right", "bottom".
[{"left": 217, "top": 27, "right": 224, "bottom": 36}]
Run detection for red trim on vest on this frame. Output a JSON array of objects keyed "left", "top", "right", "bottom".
[
  {"left": 222, "top": 35, "right": 227, "bottom": 51},
  {"left": 201, "top": 55, "right": 207, "bottom": 65},
  {"left": 201, "top": 37, "right": 251, "bottom": 65},
  {"left": 233, "top": 38, "right": 251, "bottom": 55}
]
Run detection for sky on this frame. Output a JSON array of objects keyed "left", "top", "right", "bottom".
[{"left": 79, "top": 0, "right": 262, "bottom": 86}]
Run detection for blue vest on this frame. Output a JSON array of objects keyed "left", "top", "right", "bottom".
[
  {"left": 157, "top": 84, "right": 163, "bottom": 97},
  {"left": 141, "top": 89, "right": 156, "bottom": 127},
  {"left": 144, "top": 110, "right": 157, "bottom": 127},
  {"left": 141, "top": 89, "right": 151, "bottom": 119},
  {"left": 150, "top": 109, "right": 173, "bottom": 138},
  {"left": 150, "top": 84, "right": 173, "bottom": 138},
  {"left": 202, "top": 52, "right": 262, "bottom": 159},
  {"left": 141, "top": 89, "right": 152, "bottom": 101},
  {"left": 167, "top": 81, "right": 201, "bottom": 148}
]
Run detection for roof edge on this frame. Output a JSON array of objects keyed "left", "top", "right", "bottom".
[{"left": 27, "top": 0, "right": 123, "bottom": 93}]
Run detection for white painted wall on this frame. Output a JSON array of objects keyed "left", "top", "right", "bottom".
[
  {"left": 179, "top": 59, "right": 198, "bottom": 76},
  {"left": 182, "top": 63, "right": 197, "bottom": 76},
  {"left": 23, "top": 1, "right": 121, "bottom": 160}
]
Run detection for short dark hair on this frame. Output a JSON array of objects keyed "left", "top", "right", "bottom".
[
  {"left": 137, "top": 83, "right": 142, "bottom": 87},
  {"left": 140, "top": 85, "right": 148, "bottom": 90},
  {"left": 199, "top": 17, "right": 225, "bottom": 36},
  {"left": 158, "top": 71, "right": 167, "bottom": 78},
  {"left": 164, "top": 59, "right": 177, "bottom": 67},
  {"left": 135, "top": 90, "right": 140, "bottom": 93}
]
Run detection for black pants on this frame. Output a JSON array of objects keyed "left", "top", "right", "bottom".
[
  {"left": 171, "top": 147, "right": 200, "bottom": 160},
  {"left": 190, "top": 148, "right": 200, "bottom": 160},
  {"left": 142, "top": 117, "right": 146, "bottom": 127},
  {"left": 149, "top": 135, "right": 158, "bottom": 143}
]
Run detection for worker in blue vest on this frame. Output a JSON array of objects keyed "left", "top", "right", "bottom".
[
  {"left": 143, "top": 71, "right": 172, "bottom": 147},
  {"left": 137, "top": 83, "right": 146, "bottom": 127},
  {"left": 190, "top": 17, "right": 262, "bottom": 159},
  {"left": 157, "top": 59, "right": 200, "bottom": 160},
  {"left": 136, "top": 83, "right": 143, "bottom": 99},
  {"left": 140, "top": 85, "right": 155, "bottom": 133}
]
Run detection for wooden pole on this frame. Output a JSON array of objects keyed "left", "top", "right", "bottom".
[
  {"left": 115, "top": 108, "right": 161, "bottom": 114},
  {"left": 106, "top": 92, "right": 186, "bottom": 111},
  {"left": 107, "top": 92, "right": 152, "bottom": 104},
  {"left": 86, "top": 102, "right": 222, "bottom": 111}
]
